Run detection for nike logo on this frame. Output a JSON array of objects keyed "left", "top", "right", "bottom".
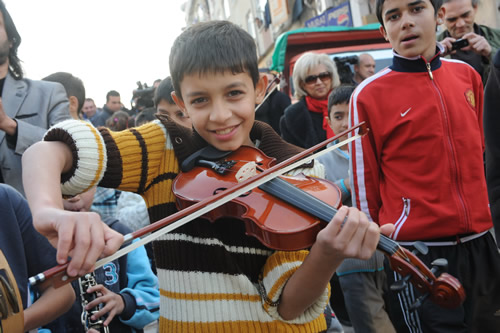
[{"left": 400, "top": 107, "right": 411, "bottom": 117}]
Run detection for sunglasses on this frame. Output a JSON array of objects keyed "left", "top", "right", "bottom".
[{"left": 304, "top": 72, "right": 331, "bottom": 85}]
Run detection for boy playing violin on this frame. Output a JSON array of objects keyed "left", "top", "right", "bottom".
[
  {"left": 22, "top": 21, "right": 393, "bottom": 332},
  {"left": 350, "top": 0, "right": 500, "bottom": 331}
]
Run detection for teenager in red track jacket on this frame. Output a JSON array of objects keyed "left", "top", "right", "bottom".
[{"left": 350, "top": 48, "right": 491, "bottom": 241}]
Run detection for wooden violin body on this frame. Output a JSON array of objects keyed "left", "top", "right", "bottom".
[{"left": 173, "top": 146, "right": 341, "bottom": 251}]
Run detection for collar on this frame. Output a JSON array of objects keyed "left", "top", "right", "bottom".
[
  {"left": 158, "top": 114, "right": 308, "bottom": 167},
  {"left": 390, "top": 44, "right": 444, "bottom": 73}
]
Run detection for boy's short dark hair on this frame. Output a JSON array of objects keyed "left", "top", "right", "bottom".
[
  {"left": 43, "top": 72, "right": 86, "bottom": 112},
  {"left": 328, "top": 85, "right": 356, "bottom": 114},
  {"left": 376, "top": 0, "right": 442, "bottom": 27},
  {"left": 154, "top": 76, "right": 175, "bottom": 107},
  {"left": 169, "top": 20, "right": 259, "bottom": 99}
]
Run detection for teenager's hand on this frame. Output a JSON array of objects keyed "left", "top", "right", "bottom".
[
  {"left": 315, "top": 206, "right": 381, "bottom": 261},
  {"left": 32, "top": 208, "right": 124, "bottom": 277},
  {"left": 85, "top": 284, "right": 125, "bottom": 327},
  {"left": 462, "top": 32, "right": 492, "bottom": 58}
]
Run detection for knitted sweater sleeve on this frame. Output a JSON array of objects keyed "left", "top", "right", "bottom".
[{"left": 43, "top": 119, "right": 175, "bottom": 196}]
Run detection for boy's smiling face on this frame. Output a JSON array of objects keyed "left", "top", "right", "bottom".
[
  {"left": 173, "top": 71, "right": 266, "bottom": 152},
  {"left": 379, "top": 0, "right": 444, "bottom": 61}
]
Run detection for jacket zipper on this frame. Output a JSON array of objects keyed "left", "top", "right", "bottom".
[
  {"left": 423, "top": 57, "right": 469, "bottom": 231},
  {"left": 403, "top": 197, "right": 410, "bottom": 216}
]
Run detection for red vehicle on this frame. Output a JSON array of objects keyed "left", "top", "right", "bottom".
[{"left": 270, "top": 23, "right": 392, "bottom": 99}]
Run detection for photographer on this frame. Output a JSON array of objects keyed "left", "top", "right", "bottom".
[
  {"left": 131, "top": 81, "right": 155, "bottom": 116},
  {"left": 438, "top": 0, "right": 500, "bottom": 84},
  {"left": 333, "top": 55, "right": 357, "bottom": 84}
]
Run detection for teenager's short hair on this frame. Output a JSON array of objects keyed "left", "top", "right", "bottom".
[
  {"left": 328, "top": 85, "right": 356, "bottom": 113},
  {"left": 292, "top": 52, "right": 341, "bottom": 100},
  {"left": 43, "top": 72, "right": 86, "bottom": 112},
  {"left": 106, "top": 90, "right": 120, "bottom": 102},
  {"left": 0, "top": 1, "right": 23, "bottom": 79},
  {"left": 154, "top": 76, "right": 175, "bottom": 107},
  {"left": 169, "top": 20, "right": 259, "bottom": 99},
  {"left": 376, "top": 0, "right": 443, "bottom": 26}
]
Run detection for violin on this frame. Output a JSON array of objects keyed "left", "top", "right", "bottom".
[
  {"left": 173, "top": 145, "right": 465, "bottom": 310},
  {"left": 0, "top": 250, "right": 24, "bottom": 333},
  {"left": 29, "top": 122, "right": 464, "bottom": 310}
]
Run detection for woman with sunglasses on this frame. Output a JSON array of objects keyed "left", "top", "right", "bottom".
[{"left": 280, "top": 52, "right": 340, "bottom": 149}]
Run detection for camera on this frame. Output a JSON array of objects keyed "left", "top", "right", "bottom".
[
  {"left": 334, "top": 56, "right": 359, "bottom": 84},
  {"left": 132, "top": 81, "right": 155, "bottom": 111},
  {"left": 451, "top": 38, "right": 469, "bottom": 51}
]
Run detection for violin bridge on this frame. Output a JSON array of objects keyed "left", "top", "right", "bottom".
[{"left": 235, "top": 161, "right": 257, "bottom": 182}]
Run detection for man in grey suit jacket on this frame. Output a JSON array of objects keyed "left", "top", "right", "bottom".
[{"left": 0, "top": 1, "right": 69, "bottom": 196}]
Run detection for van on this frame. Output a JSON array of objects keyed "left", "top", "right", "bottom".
[{"left": 270, "top": 23, "right": 392, "bottom": 99}]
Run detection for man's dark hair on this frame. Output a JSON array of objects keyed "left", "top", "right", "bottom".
[
  {"left": 376, "top": 0, "right": 442, "bottom": 27},
  {"left": 43, "top": 72, "right": 86, "bottom": 112},
  {"left": 328, "top": 85, "right": 356, "bottom": 114},
  {"left": 106, "top": 90, "right": 120, "bottom": 102},
  {"left": 154, "top": 76, "right": 175, "bottom": 107},
  {"left": 169, "top": 20, "right": 259, "bottom": 99},
  {"left": 0, "top": 1, "right": 23, "bottom": 79}
]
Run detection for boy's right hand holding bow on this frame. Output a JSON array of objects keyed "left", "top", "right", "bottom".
[{"left": 22, "top": 141, "right": 123, "bottom": 277}]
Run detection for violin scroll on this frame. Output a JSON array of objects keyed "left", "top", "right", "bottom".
[{"left": 385, "top": 243, "right": 465, "bottom": 310}]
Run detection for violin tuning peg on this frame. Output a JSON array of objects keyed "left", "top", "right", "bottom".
[
  {"left": 410, "top": 293, "right": 429, "bottom": 311},
  {"left": 430, "top": 258, "right": 448, "bottom": 275},
  {"left": 390, "top": 274, "right": 412, "bottom": 292},
  {"left": 412, "top": 241, "right": 429, "bottom": 256},
  {"left": 390, "top": 279, "right": 408, "bottom": 292}
]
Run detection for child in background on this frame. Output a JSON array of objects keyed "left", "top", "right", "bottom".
[
  {"left": 22, "top": 21, "right": 393, "bottom": 332},
  {"left": 105, "top": 110, "right": 130, "bottom": 131},
  {"left": 44, "top": 186, "right": 159, "bottom": 333},
  {"left": 317, "top": 85, "right": 395, "bottom": 333},
  {"left": 153, "top": 76, "right": 191, "bottom": 127}
]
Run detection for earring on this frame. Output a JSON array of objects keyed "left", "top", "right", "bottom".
[{"left": 437, "top": 18, "right": 443, "bottom": 24}]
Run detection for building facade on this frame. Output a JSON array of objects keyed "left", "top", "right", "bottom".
[{"left": 181, "top": 0, "right": 500, "bottom": 69}]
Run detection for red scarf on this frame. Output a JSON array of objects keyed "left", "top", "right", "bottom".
[{"left": 305, "top": 94, "right": 334, "bottom": 139}]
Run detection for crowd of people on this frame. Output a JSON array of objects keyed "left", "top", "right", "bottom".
[{"left": 1, "top": 0, "right": 500, "bottom": 332}]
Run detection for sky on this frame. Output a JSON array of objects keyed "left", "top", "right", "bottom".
[{"left": 5, "top": 0, "right": 187, "bottom": 108}]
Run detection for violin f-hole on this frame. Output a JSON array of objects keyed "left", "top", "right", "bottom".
[{"left": 213, "top": 187, "right": 252, "bottom": 197}]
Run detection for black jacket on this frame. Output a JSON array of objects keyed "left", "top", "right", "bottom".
[
  {"left": 279, "top": 98, "right": 326, "bottom": 149},
  {"left": 484, "top": 49, "right": 500, "bottom": 247}
]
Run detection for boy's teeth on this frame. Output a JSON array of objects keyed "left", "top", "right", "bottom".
[{"left": 216, "top": 127, "right": 233, "bottom": 135}]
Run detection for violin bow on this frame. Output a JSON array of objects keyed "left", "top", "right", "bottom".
[{"left": 29, "top": 122, "right": 368, "bottom": 288}]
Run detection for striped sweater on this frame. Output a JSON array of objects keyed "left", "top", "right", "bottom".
[{"left": 44, "top": 118, "right": 329, "bottom": 332}]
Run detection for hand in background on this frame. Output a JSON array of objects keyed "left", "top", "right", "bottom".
[{"left": 85, "top": 284, "right": 125, "bottom": 327}]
